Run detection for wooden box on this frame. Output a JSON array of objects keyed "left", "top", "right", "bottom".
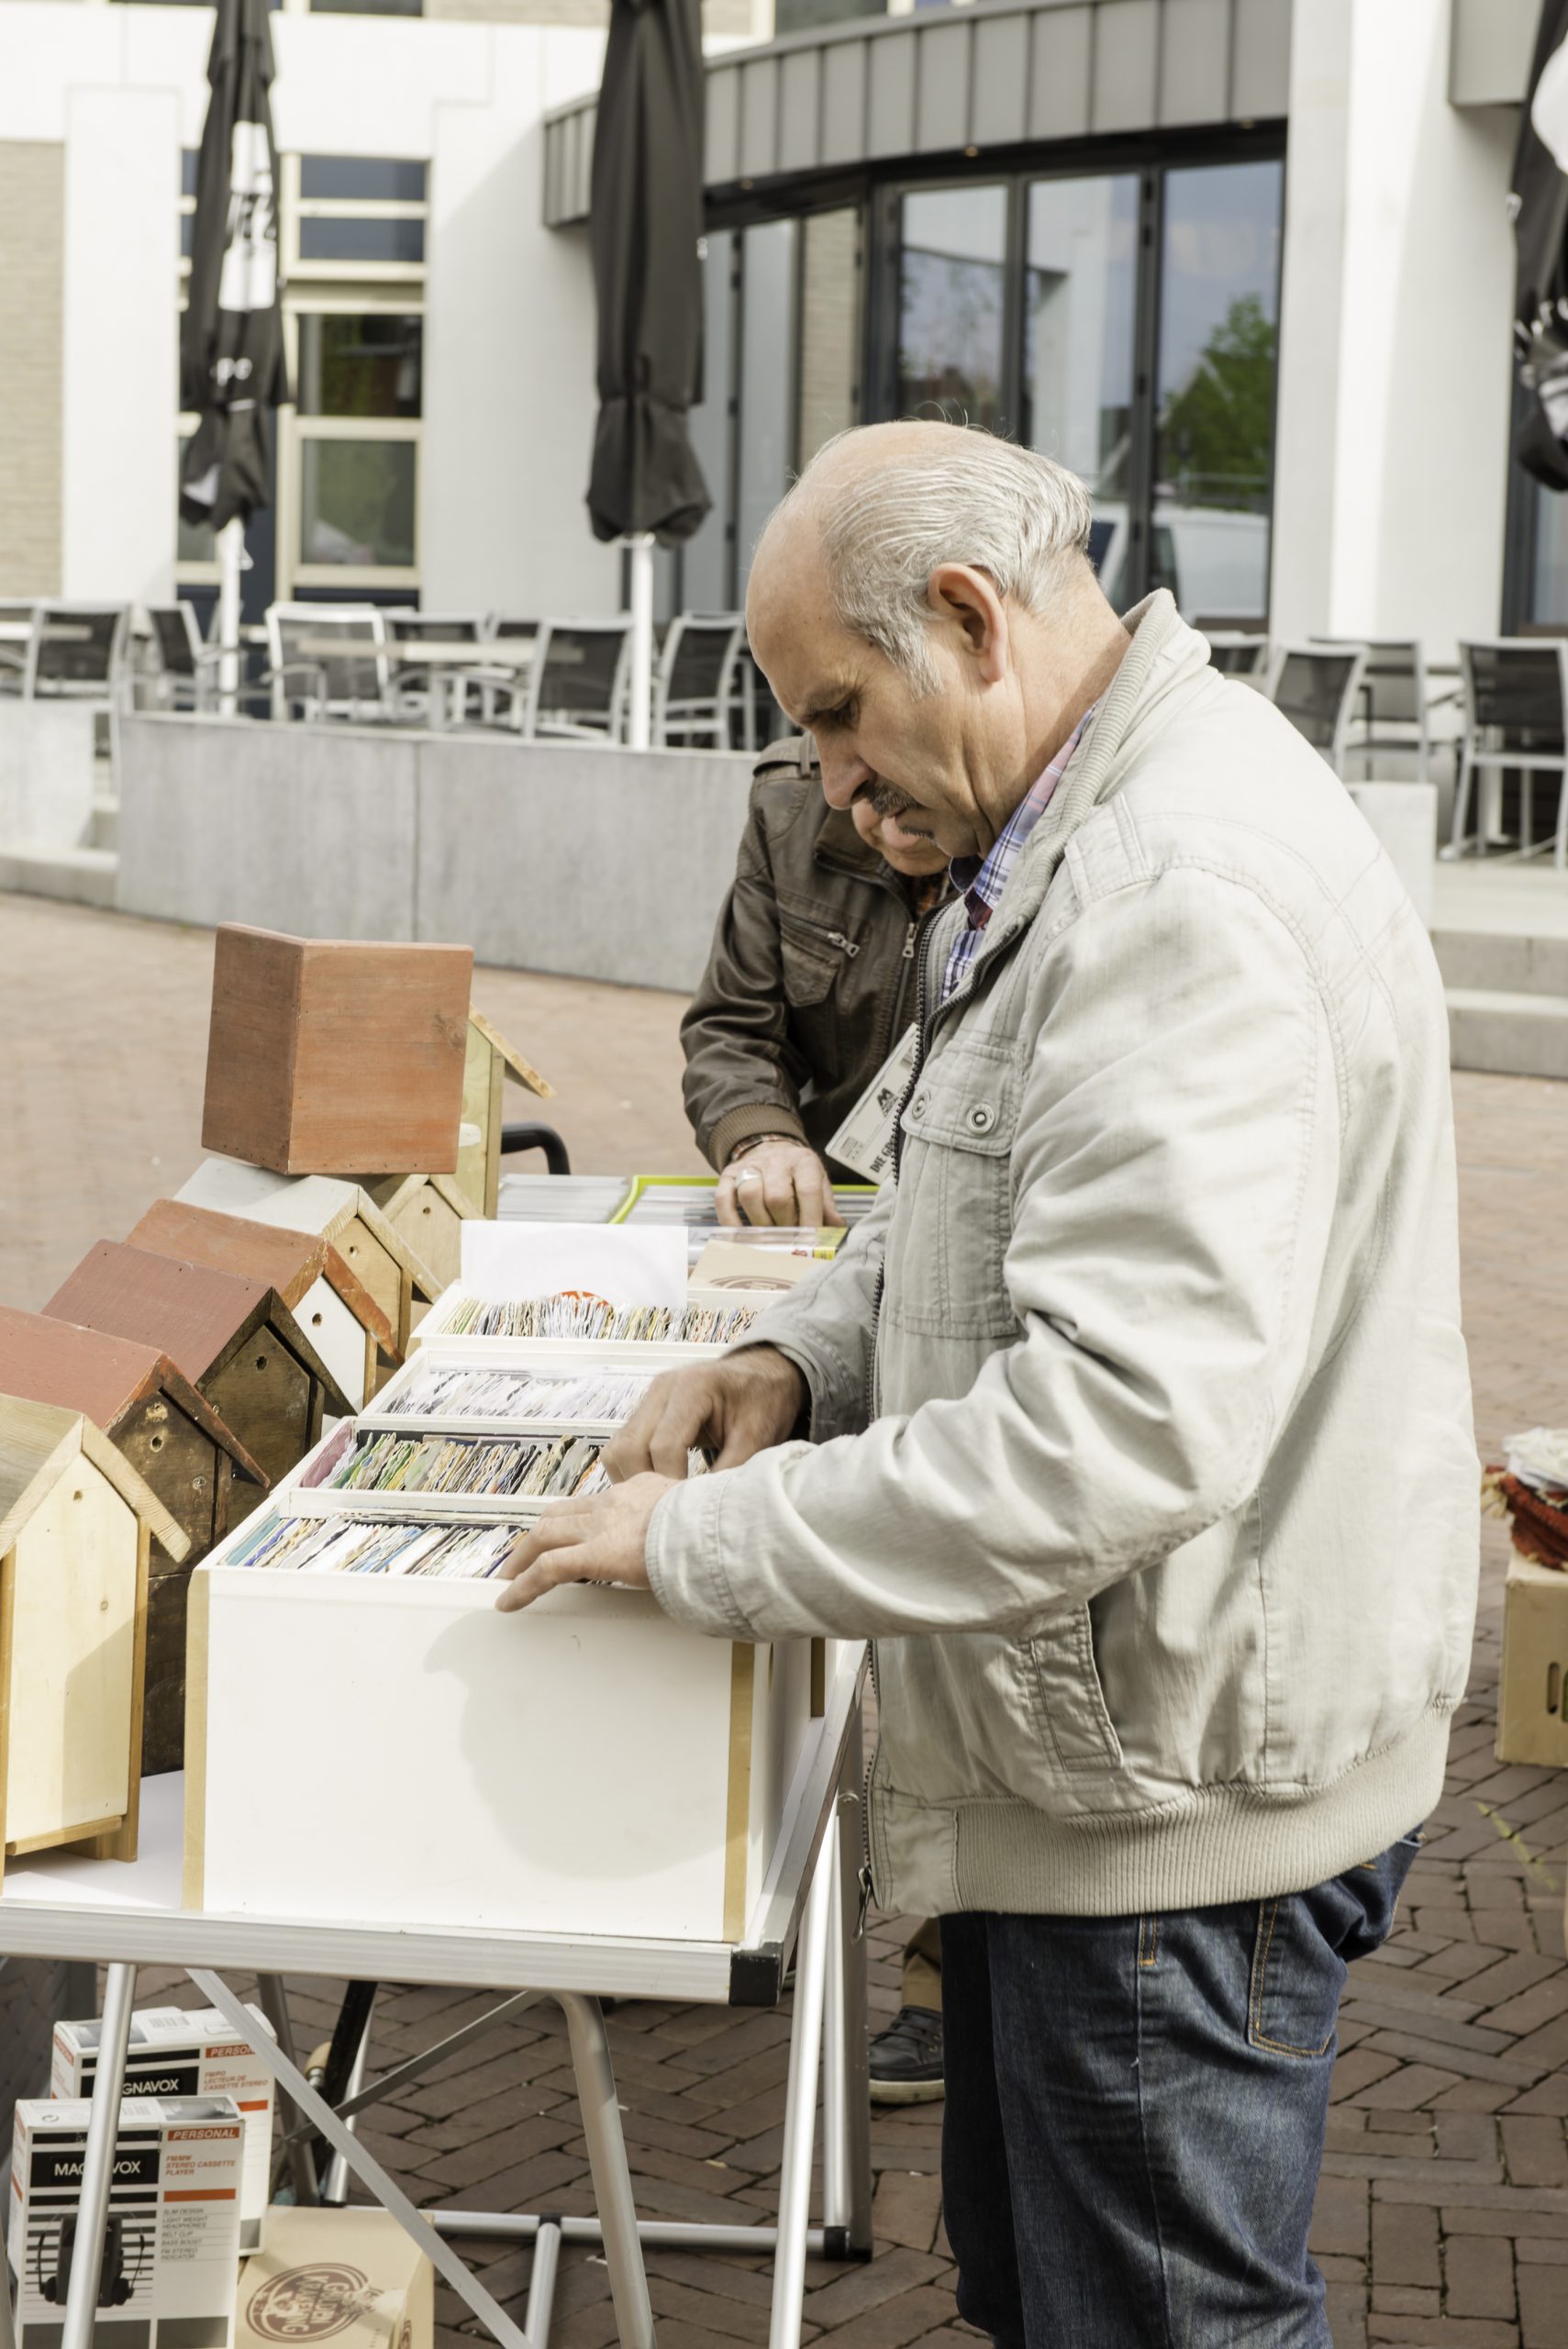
[
  {"left": 357, "top": 1174, "right": 474, "bottom": 1296},
  {"left": 127, "top": 1198, "right": 397, "bottom": 1412},
  {"left": 0, "top": 1397, "right": 187, "bottom": 1886},
  {"left": 1496, "top": 1552, "right": 1568, "bottom": 1767},
  {"left": 0, "top": 1309, "right": 263, "bottom": 1776},
  {"left": 185, "top": 1351, "right": 823, "bottom": 1942},
  {"left": 457, "top": 1008, "right": 555, "bottom": 1218},
  {"left": 202, "top": 925, "right": 473, "bottom": 1176},
  {"left": 174, "top": 1163, "right": 439, "bottom": 1362},
  {"left": 44, "top": 1242, "right": 353, "bottom": 1488}
]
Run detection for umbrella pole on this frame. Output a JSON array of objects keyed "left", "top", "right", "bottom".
[
  {"left": 217, "top": 516, "right": 245, "bottom": 718},
  {"left": 626, "top": 531, "right": 654, "bottom": 750}
]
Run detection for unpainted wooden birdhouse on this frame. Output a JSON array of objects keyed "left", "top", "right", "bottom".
[
  {"left": 0, "top": 1396, "right": 189, "bottom": 1886},
  {"left": 0, "top": 1308, "right": 264, "bottom": 1776},
  {"left": 44, "top": 1243, "right": 353, "bottom": 1489},
  {"left": 172, "top": 1163, "right": 439, "bottom": 1361},
  {"left": 126, "top": 1198, "right": 398, "bottom": 1412},
  {"left": 455, "top": 1008, "right": 556, "bottom": 1218}
]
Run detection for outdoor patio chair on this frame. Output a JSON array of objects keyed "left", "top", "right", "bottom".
[
  {"left": 522, "top": 618, "right": 633, "bottom": 743},
  {"left": 1449, "top": 638, "right": 1568, "bottom": 870},
  {"left": 386, "top": 612, "right": 489, "bottom": 724},
  {"left": 0, "top": 601, "right": 38, "bottom": 696},
  {"left": 652, "top": 613, "right": 747, "bottom": 748},
  {"left": 263, "top": 604, "right": 396, "bottom": 724},
  {"left": 1313, "top": 638, "right": 1430, "bottom": 782},
  {"left": 1205, "top": 630, "right": 1272, "bottom": 680},
  {"left": 1267, "top": 643, "right": 1367, "bottom": 776},
  {"left": 148, "top": 603, "right": 228, "bottom": 714},
  {"left": 24, "top": 604, "right": 130, "bottom": 703}
]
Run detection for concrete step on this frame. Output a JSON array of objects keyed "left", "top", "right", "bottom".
[
  {"left": 88, "top": 794, "right": 118, "bottom": 852},
  {"left": 0, "top": 844, "right": 118, "bottom": 909},
  {"left": 1446, "top": 985, "right": 1568, "bottom": 1081},
  {"left": 1432, "top": 926, "right": 1568, "bottom": 999}
]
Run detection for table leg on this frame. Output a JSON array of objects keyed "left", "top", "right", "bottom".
[
  {"left": 61, "top": 1960, "right": 137, "bottom": 2349},
  {"left": 253, "top": 1975, "right": 319, "bottom": 2207},
  {"left": 770, "top": 1823, "right": 834, "bottom": 2349},
  {"left": 186, "top": 1968, "right": 533, "bottom": 2349},
  {"left": 321, "top": 1986, "right": 376, "bottom": 2205},
  {"left": 559, "top": 1996, "right": 655, "bottom": 2349},
  {"left": 823, "top": 1744, "right": 873, "bottom": 2257},
  {"left": 523, "top": 2219, "right": 561, "bottom": 2342}
]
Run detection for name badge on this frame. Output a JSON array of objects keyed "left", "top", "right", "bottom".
[{"left": 826, "top": 1025, "right": 919, "bottom": 1184}]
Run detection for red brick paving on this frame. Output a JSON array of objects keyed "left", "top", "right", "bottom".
[{"left": 8, "top": 895, "right": 1568, "bottom": 2342}]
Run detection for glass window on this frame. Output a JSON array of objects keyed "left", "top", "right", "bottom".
[
  {"left": 896, "top": 185, "right": 1007, "bottom": 432},
  {"left": 181, "top": 150, "right": 199, "bottom": 198},
  {"left": 298, "top": 217, "right": 426, "bottom": 266},
  {"left": 299, "top": 157, "right": 428, "bottom": 204},
  {"left": 736, "top": 220, "right": 798, "bottom": 599},
  {"left": 684, "top": 232, "right": 737, "bottom": 613},
  {"left": 1151, "top": 159, "right": 1284, "bottom": 622},
  {"left": 798, "top": 208, "right": 861, "bottom": 469},
  {"left": 309, "top": 0, "right": 422, "bottom": 17},
  {"left": 1530, "top": 491, "right": 1568, "bottom": 620},
  {"left": 180, "top": 215, "right": 195, "bottom": 261},
  {"left": 296, "top": 315, "right": 422, "bottom": 418},
  {"left": 300, "top": 440, "right": 416, "bottom": 569}
]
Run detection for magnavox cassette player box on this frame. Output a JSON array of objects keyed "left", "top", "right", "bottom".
[
  {"left": 54, "top": 2006, "right": 273, "bottom": 2249},
  {"left": 7, "top": 2096, "right": 242, "bottom": 2349}
]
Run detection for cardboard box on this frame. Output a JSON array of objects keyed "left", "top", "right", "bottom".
[
  {"left": 8, "top": 2095, "right": 242, "bottom": 2348},
  {"left": 1496, "top": 1551, "right": 1568, "bottom": 1766},
  {"left": 202, "top": 927, "right": 473, "bottom": 1176},
  {"left": 235, "top": 2208, "right": 432, "bottom": 2349},
  {"left": 53, "top": 2007, "right": 274, "bottom": 2250}
]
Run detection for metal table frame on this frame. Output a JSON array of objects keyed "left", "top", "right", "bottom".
[{"left": 0, "top": 1661, "right": 872, "bottom": 2349}]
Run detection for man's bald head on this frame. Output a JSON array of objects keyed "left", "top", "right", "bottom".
[{"left": 749, "top": 421, "right": 1095, "bottom": 695}]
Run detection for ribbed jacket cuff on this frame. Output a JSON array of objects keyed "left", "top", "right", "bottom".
[{"left": 707, "top": 1101, "right": 807, "bottom": 1170}]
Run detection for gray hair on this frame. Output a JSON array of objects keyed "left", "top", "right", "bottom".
[{"left": 785, "top": 428, "right": 1094, "bottom": 694}]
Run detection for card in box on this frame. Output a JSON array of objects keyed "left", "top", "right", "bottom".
[
  {"left": 8, "top": 2095, "right": 242, "bottom": 2348},
  {"left": 235, "top": 2207, "right": 431, "bottom": 2349},
  {"left": 53, "top": 2006, "right": 274, "bottom": 2250}
]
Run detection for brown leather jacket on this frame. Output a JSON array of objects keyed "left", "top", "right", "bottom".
[{"left": 682, "top": 738, "right": 952, "bottom": 1179}]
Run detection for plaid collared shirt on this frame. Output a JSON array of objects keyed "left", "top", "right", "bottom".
[{"left": 941, "top": 705, "right": 1097, "bottom": 1003}]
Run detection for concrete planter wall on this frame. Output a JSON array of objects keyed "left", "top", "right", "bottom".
[
  {"left": 0, "top": 699, "right": 97, "bottom": 852},
  {"left": 115, "top": 715, "right": 754, "bottom": 994}
]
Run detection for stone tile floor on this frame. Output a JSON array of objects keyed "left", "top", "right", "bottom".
[{"left": 6, "top": 895, "right": 1568, "bottom": 2344}]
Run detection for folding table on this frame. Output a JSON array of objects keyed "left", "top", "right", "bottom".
[{"left": 0, "top": 1648, "right": 872, "bottom": 2349}]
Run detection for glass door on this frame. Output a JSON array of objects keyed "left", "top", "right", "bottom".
[{"left": 1022, "top": 174, "right": 1140, "bottom": 603}]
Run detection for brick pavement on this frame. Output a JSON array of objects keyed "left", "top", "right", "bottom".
[{"left": 6, "top": 896, "right": 1568, "bottom": 2343}]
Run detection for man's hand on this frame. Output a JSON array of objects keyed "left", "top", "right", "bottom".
[
  {"left": 495, "top": 1473, "right": 672, "bottom": 1612},
  {"left": 602, "top": 1346, "right": 807, "bottom": 1482},
  {"left": 717, "top": 1140, "right": 846, "bottom": 1230}
]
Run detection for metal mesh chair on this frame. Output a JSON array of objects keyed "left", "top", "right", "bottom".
[
  {"left": 1450, "top": 639, "right": 1568, "bottom": 868},
  {"left": 0, "top": 601, "right": 38, "bottom": 696},
  {"left": 1205, "top": 630, "right": 1272, "bottom": 680},
  {"left": 652, "top": 614, "right": 747, "bottom": 747},
  {"left": 148, "top": 603, "right": 227, "bottom": 713},
  {"left": 1267, "top": 644, "right": 1367, "bottom": 774},
  {"left": 24, "top": 605, "right": 129, "bottom": 701},
  {"left": 1312, "top": 638, "right": 1429, "bottom": 781},
  {"left": 264, "top": 604, "right": 394, "bottom": 723},
  {"left": 386, "top": 613, "right": 488, "bottom": 725},
  {"left": 523, "top": 619, "right": 633, "bottom": 743}
]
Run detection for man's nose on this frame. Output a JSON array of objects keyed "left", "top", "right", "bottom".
[{"left": 817, "top": 739, "right": 871, "bottom": 811}]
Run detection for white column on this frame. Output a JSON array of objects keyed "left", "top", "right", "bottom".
[{"left": 1270, "top": 0, "right": 1518, "bottom": 662}]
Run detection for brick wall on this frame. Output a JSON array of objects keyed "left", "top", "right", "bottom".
[{"left": 0, "top": 142, "right": 63, "bottom": 598}]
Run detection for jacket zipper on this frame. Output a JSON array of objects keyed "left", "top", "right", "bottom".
[{"left": 785, "top": 910, "right": 862, "bottom": 959}]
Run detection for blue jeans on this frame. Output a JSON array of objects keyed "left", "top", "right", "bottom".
[{"left": 940, "top": 1833, "right": 1421, "bottom": 2347}]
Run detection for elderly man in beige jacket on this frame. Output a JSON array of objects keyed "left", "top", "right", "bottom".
[{"left": 499, "top": 422, "right": 1480, "bottom": 2347}]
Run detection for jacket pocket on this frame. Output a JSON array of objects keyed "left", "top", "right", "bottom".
[
  {"left": 889, "top": 1037, "right": 1020, "bottom": 1340},
  {"left": 1021, "top": 1608, "right": 1125, "bottom": 1776}
]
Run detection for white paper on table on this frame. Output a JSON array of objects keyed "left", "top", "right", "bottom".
[{"left": 459, "top": 1219, "right": 688, "bottom": 1308}]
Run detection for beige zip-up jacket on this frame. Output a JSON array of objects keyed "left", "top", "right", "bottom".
[{"left": 647, "top": 594, "right": 1480, "bottom": 1920}]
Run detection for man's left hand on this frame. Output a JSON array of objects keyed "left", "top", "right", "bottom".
[{"left": 495, "top": 1473, "right": 674, "bottom": 1612}]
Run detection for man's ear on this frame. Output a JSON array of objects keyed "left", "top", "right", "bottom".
[{"left": 927, "top": 563, "right": 1008, "bottom": 685}]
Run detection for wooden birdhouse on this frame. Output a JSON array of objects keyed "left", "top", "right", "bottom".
[
  {"left": 0, "top": 1397, "right": 187, "bottom": 1887},
  {"left": 456, "top": 1008, "right": 555, "bottom": 1218},
  {"left": 127, "top": 1199, "right": 398, "bottom": 1412},
  {"left": 173, "top": 1163, "right": 439, "bottom": 1360},
  {"left": 202, "top": 925, "right": 473, "bottom": 1175},
  {"left": 355, "top": 1173, "right": 475, "bottom": 1295},
  {"left": 0, "top": 1309, "right": 264, "bottom": 1777},
  {"left": 44, "top": 1243, "right": 353, "bottom": 1489}
]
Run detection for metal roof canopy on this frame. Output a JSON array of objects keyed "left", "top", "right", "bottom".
[{"left": 543, "top": 0, "right": 1294, "bottom": 229}]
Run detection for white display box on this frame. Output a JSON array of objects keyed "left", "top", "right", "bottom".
[{"left": 184, "top": 1391, "right": 825, "bottom": 1943}]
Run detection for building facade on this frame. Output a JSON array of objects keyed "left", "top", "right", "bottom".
[{"left": 0, "top": 0, "right": 1551, "bottom": 655}]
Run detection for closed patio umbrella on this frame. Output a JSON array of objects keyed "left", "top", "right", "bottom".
[
  {"left": 587, "top": 0, "right": 711, "bottom": 747},
  {"left": 1513, "top": 0, "right": 1568, "bottom": 487},
  {"left": 179, "top": 0, "right": 287, "bottom": 707}
]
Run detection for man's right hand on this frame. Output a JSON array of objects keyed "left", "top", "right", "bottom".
[
  {"left": 717, "top": 1140, "right": 846, "bottom": 1230},
  {"left": 602, "top": 1345, "right": 808, "bottom": 1481}
]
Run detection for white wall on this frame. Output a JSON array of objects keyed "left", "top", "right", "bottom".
[
  {"left": 422, "top": 26, "right": 618, "bottom": 618},
  {"left": 1271, "top": 0, "right": 1518, "bottom": 658}
]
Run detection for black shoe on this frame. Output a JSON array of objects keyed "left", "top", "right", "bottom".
[{"left": 868, "top": 2004, "right": 944, "bottom": 2105}]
